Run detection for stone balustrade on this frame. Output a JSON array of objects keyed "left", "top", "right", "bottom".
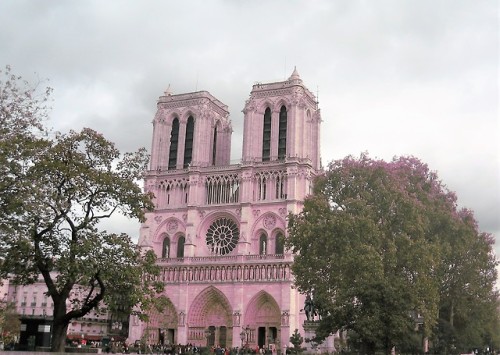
[{"left": 157, "top": 254, "right": 292, "bottom": 284}]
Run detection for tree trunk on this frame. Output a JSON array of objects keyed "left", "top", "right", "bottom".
[
  {"left": 51, "top": 300, "right": 69, "bottom": 352},
  {"left": 51, "top": 320, "right": 69, "bottom": 352}
]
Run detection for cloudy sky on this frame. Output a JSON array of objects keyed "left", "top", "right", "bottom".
[{"left": 1, "top": 0, "right": 498, "bottom": 252}]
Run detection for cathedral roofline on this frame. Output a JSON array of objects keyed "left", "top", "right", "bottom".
[
  {"left": 250, "top": 68, "right": 317, "bottom": 103},
  {"left": 157, "top": 90, "right": 229, "bottom": 114}
]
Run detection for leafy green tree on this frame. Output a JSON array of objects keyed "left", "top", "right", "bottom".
[
  {"left": 287, "top": 154, "right": 498, "bottom": 354},
  {"left": 433, "top": 209, "right": 499, "bottom": 353},
  {"left": 0, "top": 65, "right": 51, "bottom": 234},
  {"left": 0, "top": 67, "right": 162, "bottom": 352},
  {"left": 0, "top": 301, "right": 21, "bottom": 344}
]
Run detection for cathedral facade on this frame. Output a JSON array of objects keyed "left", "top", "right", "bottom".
[{"left": 129, "top": 69, "right": 325, "bottom": 352}]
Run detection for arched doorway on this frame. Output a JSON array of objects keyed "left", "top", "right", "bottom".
[
  {"left": 244, "top": 291, "right": 281, "bottom": 350},
  {"left": 188, "top": 286, "right": 233, "bottom": 347},
  {"left": 145, "top": 299, "right": 178, "bottom": 345}
]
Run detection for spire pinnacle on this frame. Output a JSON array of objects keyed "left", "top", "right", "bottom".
[
  {"left": 164, "top": 84, "right": 173, "bottom": 96},
  {"left": 288, "top": 66, "right": 300, "bottom": 80}
]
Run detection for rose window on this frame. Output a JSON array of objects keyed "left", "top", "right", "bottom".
[{"left": 206, "top": 218, "right": 239, "bottom": 255}]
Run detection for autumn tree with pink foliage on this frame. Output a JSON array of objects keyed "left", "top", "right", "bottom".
[{"left": 287, "top": 154, "right": 498, "bottom": 354}]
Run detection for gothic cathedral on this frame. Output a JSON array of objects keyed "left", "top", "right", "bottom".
[{"left": 129, "top": 69, "right": 326, "bottom": 351}]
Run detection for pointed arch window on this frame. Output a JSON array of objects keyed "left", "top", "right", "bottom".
[
  {"left": 278, "top": 105, "right": 287, "bottom": 160},
  {"left": 212, "top": 124, "right": 218, "bottom": 166},
  {"left": 162, "top": 237, "right": 170, "bottom": 258},
  {"left": 259, "top": 233, "right": 268, "bottom": 255},
  {"left": 262, "top": 108, "right": 271, "bottom": 161},
  {"left": 275, "top": 232, "right": 285, "bottom": 255},
  {"left": 168, "top": 118, "right": 179, "bottom": 170},
  {"left": 183, "top": 116, "right": 194, "bottom": 168},
  {"left": 177, "top": 236, "right": 185, "bottom": 258}
]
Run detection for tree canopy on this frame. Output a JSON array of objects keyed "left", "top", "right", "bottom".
[
  {"left": 287, "top": 154, "right": 498, "bottom": 354},
  {"left": 0, "top": 66, "right": 162, "bottom": 352}
]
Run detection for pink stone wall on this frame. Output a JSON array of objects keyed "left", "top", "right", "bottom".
[{"left": 132, "top": 70, "right": 332, "bottom": 352}]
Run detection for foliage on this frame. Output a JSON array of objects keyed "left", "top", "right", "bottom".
[
  {"left": 287, "top": 154, "right": 498, "bottom": 354},
  {"left": 0, "top": 301, "right": 21, "bottom": 344},
  {"left": 289, "top": 329, "right": 304, "bottom": 354},
  {"left": 0, "top": 65, "right": 51, "bottom": 236},
  {"left": 0, "top": 66, "right": 161, "bottom": 352}
]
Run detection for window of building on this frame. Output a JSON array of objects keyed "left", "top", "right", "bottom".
[
  {"left": 168, "top": 118, "right": 179, "bottom": 170},
  {"left": 177, "top": 236, "right": 185, "bottom": 258},
  {"left": 162, "top": 237, "right": 170, "bottom": 258},
  {"left": 183, "top": 116, "right": 194, "bottom": 168},
  {"left": 206, "top": 218, "right": 239, "bottom": 256},
  {"left": 212, "top": 124, "right": 218, "bottom": 165},
  {"left": 262, "top": 108, "right": 271, "bottom": 161},
  {"left": 275, "top": 232, "right": 285, "bottom": 255},
  {"left": 259, "top": 234, "right": 267, "bottom": 255},
  {"left": 278, "top": 105, "right": 287, "bottom": 160}
]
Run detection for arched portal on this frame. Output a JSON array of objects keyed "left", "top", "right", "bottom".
[
  {"left": 145, "top": 299, "right": 178, "bottom": 345},
  {"left": 187, "top": 286, "right": 233, "bottom": 347},
  {"left": 244, "top": 291, "right": 281, "bottom": 349}
]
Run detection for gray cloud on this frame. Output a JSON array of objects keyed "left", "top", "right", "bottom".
[{"left": 0, "top": 0, "right": 498, "bottom": 249}]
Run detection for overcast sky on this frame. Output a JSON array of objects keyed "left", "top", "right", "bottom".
[{"left": 1, "top": 0, "right": 498, "bottom": 253}]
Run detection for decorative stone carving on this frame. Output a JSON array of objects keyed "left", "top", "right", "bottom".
[
  {"left": 263, "top": 214, "right": 276, "bottom": 230},
  {"left": 279, "top": 208, "right": 287, "bottom": 217},
  {"left": 179, "top": 311, "right": 185, "bottom": 326},
  {"left": 154, "top": 215, "right": 163, "bottom": 224},
  {"left": 253, "top": 209, "right": 260, "bottom": 217},
  {"left": 167, "top": 219, "right": 178, "bottom": 233},
  {"left": 182, "top": 214, "right": 188, "bottom": 222},
  {"left": 199, "top": 210, "right": 206, "bottom": 218},
  {"left": 243, "top": 100, "right": 256, "bottom": 114},
  {"left": 233, "top": 311, "right": 241, "bottom": 326},
  {"left": 281, "top": 311, "right": 290, "bottom": 326}
]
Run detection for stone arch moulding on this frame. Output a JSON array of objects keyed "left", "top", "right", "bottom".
[
  {"left": 153, "top": 217, "right": 186, "bottom": 243},
  {"left": 243, "top": 290, "right": 281, "bottom": 327},
  {"left": 148, "top": 296, "right": 179, "bottom": 331},
  {"left": 251, "top": 212, "right": 284, "bottom": 238},
  {"left": 167, "top": 110, "right": 182, "bottom": 122},
  {"left": 197, "top": 210, "right": 240, "bottom": 238},
  {"left": 182, "top": 109, "right": 199, "bottom": 123},
  {"left": 274, "top": 98, "right": 291, "bottom": 113},
  {"left": 253, "top": 228, "right": 268, "bottom": 242},
  {"left": 188, "top": 286, "right": 234, "bottom": 327},
  {"left": 256, "top": 100, "right": 275, "bottom": 115}
]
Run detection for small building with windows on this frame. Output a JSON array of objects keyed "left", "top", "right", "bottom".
[
  {"left": 130, "top": 69, "right": 328, "bottom": 352},
  {"left": 2, "top": 276, "right": 129, "bottom": 350}
]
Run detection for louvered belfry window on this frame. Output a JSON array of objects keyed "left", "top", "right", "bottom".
[
  {"left": 168, "top": 118, "right": 179, "bottom": 170},
  {"left": 262, "top": 107, "right": 271, "bottom": 161},
  {"left": 183, "top": 116, "right": 194, "bottom": 168}
]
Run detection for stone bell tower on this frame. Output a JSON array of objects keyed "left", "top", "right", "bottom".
[
  {"left": 242, "top": 67, "right": 321, "bottom": 170},
  {"left": 149, "top": 88, "right": 232, "bottom": 170}
]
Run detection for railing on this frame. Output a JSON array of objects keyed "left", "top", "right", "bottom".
[
  {"left": 158, "top": 257, "right": 292, "bottom": 284},
  {"left": 150, "top": 155, "right": 312, "bottom": 173},
  {"left": 158, "top": 254, "right": 290, "bottom": 264}
]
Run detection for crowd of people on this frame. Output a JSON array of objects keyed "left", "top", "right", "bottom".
[{"left": 102, "top": 342, "right": 277, "bottom": 355}]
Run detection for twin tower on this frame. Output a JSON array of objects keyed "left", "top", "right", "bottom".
[{"left": 132, "top": 69, "right": 328, "bottom": 352}]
